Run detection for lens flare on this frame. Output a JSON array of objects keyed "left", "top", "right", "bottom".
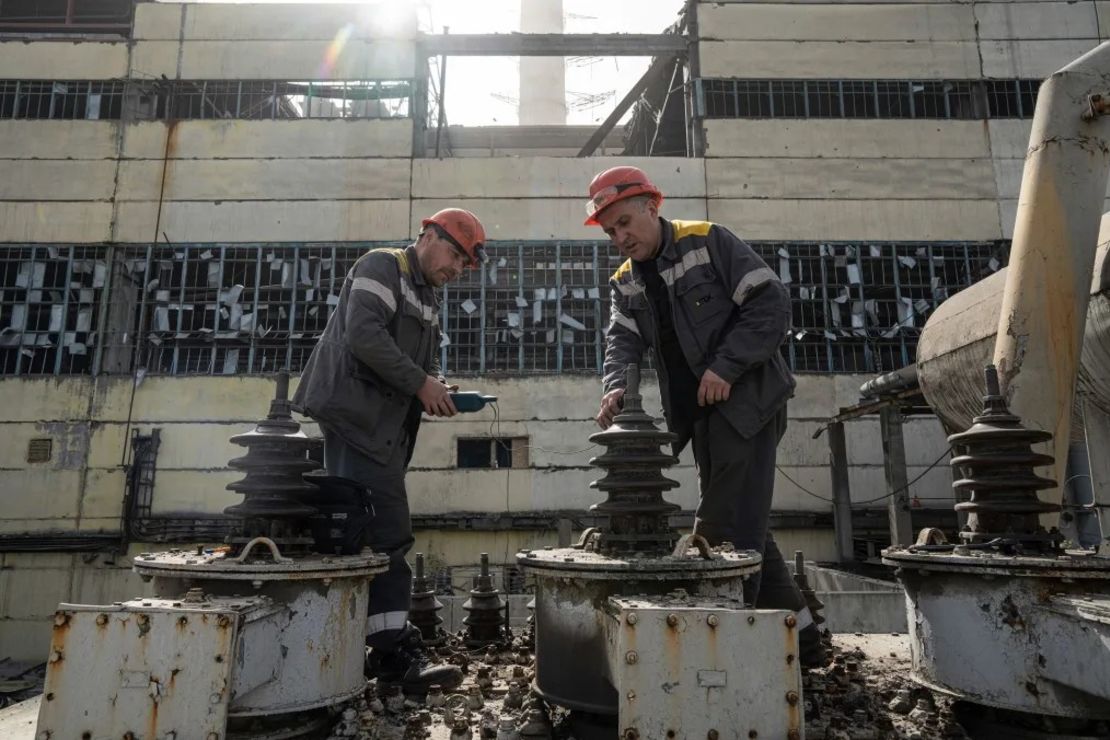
[{"left": 319, "top": 22, "right": 354, "bottom": 77}]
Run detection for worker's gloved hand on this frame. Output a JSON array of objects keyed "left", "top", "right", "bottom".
[
  {"left": 417, "top": 375, "right": 458, "bottom": 417},
  {"left": 697, "top": 368, "right": 732, "bottom": 407},
  {"left": 596, "top": 388, "right": 625, "bottom": 429}
]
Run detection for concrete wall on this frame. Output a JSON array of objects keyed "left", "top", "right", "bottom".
[
  {"left": 697, "top": 0, "right": 1104, "bottom": 241},
  {"left": 0, "top": 370, "right": 947, "bottom": 658}
]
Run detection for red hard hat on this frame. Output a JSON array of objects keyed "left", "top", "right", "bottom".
[
  {"left": 584, "top": 166, "right": 664, "bottom": 226},
  {"left": 421, "top": 208, "right": 487, "bottom": 266}
]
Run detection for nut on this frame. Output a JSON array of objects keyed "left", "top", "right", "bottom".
[
  {"left": 785, "top": 690, "right": 799, "bottom": 706},
  {"left": 787, "top": 731, "right": 801, "bottom": 740},
  {"left": 747, "top": 615, "right": 756, "bottom": 625},
  {"left": 666, "top": 614, "right": 679, "bottom": 627},
  {"left": 626, "top": 612, "right": 638, "bottom": 625},
  {"left": 53, "top": 612, "right": 69, "bottom": 627},
  {"left": 707, "top": 614, "right": 719, "bottom": 627},
  {"left": 784, "top": 615, "right": 797, "bottom": 628},
  {"left": 96, "top": 614, "right": 109, "bottom": 626},
  {"left": 625, "top": 650, "right": 638, "bottom": 665},
  {"left": 622, "top": 729, "right": 639, "bottom": 740}
]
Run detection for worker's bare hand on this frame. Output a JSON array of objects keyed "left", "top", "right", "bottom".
[
  {"left": 596, "top": 388, "right": 625, "bottom": 429},
  {"left": 417, "top": 375, "right": 457, "bottom": 417},
  {"left": 697, "top": 369, "right": 731, "bottom": 407}
]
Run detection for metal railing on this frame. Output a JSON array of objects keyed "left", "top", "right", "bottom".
[{"left": 0, "top": 240, "right": 1008, "bottom": 378}]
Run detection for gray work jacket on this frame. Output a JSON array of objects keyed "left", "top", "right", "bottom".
[
  {"left": 602, "top": 218, "right": 795, "bottom": 443},
  {"left": 292, "top": 245, "right": 440, "bottom": 465}
]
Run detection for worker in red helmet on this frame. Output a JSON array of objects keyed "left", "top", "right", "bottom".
[
  {"left": 293, "top": 207, "right": 486, "bottom": 692},
  {"left": 587, "top": 166, "right": 825, "bottom": 666}
]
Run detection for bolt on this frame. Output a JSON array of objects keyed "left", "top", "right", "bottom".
[
  {"left": 625, "top": 650, "right": 638, "bottom": 665},
  {"left": 666, "top": 614, "right": 679, "bottom": 627},
  {"left": 217, "top": 615, "right": 231, "bottom": 628},
  {"left": 708, "top": 731, "right": 720, "bottom": 740},
  {"left": 206, "top": 735, "right": 219, "bottom": 740},
  {"left": 784, "top": 615, "right": 797, "bottom": 628},
  {"left": 141, "top": 602, "right": 151, "bottom": 607},
  {"left": 786, "top": 654, "right": 795, "bottom": 665},
  {"left": 53, "top": 612, "right": 68, "bottom": 627},
  {"left": 787, "top": 731, "right": 801, "bottom": 740},
  {"left": 785, "top": 690, "right": 799, "bottom": 706},
  {"left": 626, "top": 691, "right": 636, "bottom": 701},
  {"left": 48, "top": 650, "right": 62, "bottom": 663},
  {"left": 210, "top": 693, "right": 222, "bottom": 704},
  {"left": 626, "top": 613, "right": 638, "bottom": 625},
  {"left": 622, "top": 729, "right": 639, "bottom": 740},
  {"left": 95, "top": 613, "right": 109, "bottom": 626},
  {"left": 563, "top": 557, "right": 575, "bottom": 563},
  {"left": 748, "top": 732, "right": 758, "bottom": 739},
  {"left": 137, "top": 615, "right": 149, "bottom": 625},
  {"left": 45, "top": 693, "right": 54, "bottom": 701},
  {"left": 747, "top": 615, "right": 756, "bottom": 625},
  {"left": 707, "top": 614, "right": 719, "bottom": 627}
]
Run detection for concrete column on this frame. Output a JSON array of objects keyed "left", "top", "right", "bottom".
[{"left": 519, "top": 0, "right": 566, "bottom": 125}]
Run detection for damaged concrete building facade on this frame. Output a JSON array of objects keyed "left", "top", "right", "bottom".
[{"left": 0, "top": 0, "right": 1105, "bottom": 667}]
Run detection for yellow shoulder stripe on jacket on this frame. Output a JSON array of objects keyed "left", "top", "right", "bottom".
[
  {"left": 381, "top": 247, "right": 410, "bottom": 274},
  {"left": 610, "top": 258, "right": 633, "bottom": 282},
  {"left": 671, "top": 220, "right": 713, "bottom": 241}
]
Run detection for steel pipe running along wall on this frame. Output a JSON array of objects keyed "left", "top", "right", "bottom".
[{"left": 916, "top": 42, "right": 1110, "bottom": 513}]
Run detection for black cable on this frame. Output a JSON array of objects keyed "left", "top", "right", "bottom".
[
  {"left": 775, "top": 446, "right": 953, "bottom": 506},
  {"left": 854, "top": 447, "right": 953, "bottom": 505}
]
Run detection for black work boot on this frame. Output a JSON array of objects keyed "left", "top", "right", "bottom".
[
  {"left": 799, "top": 624, "right": 828, "bottom": 669},
  {"left": 366, "top": 624, "right": 463, "bottom": 693}
]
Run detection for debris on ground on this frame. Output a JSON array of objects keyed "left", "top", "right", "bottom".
[{"left": 320, "top": 629, "right": 973, "bottom": 740}]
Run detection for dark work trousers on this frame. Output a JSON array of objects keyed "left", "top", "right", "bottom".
[
  {"left": 323, "top": 426, "right": 414, "bottom": 651},
  {"left": 691, "top": 406, "right": 810, "bottom": 622}
]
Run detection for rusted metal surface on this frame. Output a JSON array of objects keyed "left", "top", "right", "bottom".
[
  {"left": 524, "top": 550, "right": 753, "bottom": 716},
  {"left": 586, "top": 364, "right": 681, "bottom": 555},
  {"left": 607, "top": 595, "right": 802, "bottom": 739},
  {"left": 949, "top": 366, "right": 1062, "bottom": 550},
  {"left": 133, "top": 543, "right": 386, "bottom": 582},
  {"left": 35, "top": 598, "right": 244, "bottom": 739},
  {"left": 880, "top": 553, "right": 1110, "bottom": 718},
  {"left": 517, "top": 546, "right": 759, "bottom": 580},
  {"left": 130, "top": 545, "right": 384, "bottom": 719},
  {"left": 462, "top": 553, "right": 508, "bottom": 647}
]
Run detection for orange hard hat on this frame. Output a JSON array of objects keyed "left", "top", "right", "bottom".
[
  {"left": 421, "top": 208, "right": 488, "bottom": 266},
  {"left": 584, "top": 166, "right": 664, "bottom": 226}
]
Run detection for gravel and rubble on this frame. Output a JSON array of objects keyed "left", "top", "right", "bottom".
[
  {"left": 322, "top": 628, "right": 975, "bottom": 740},
  {"left": 803, "top": 633, "right": 969, "bottom": 740}
]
